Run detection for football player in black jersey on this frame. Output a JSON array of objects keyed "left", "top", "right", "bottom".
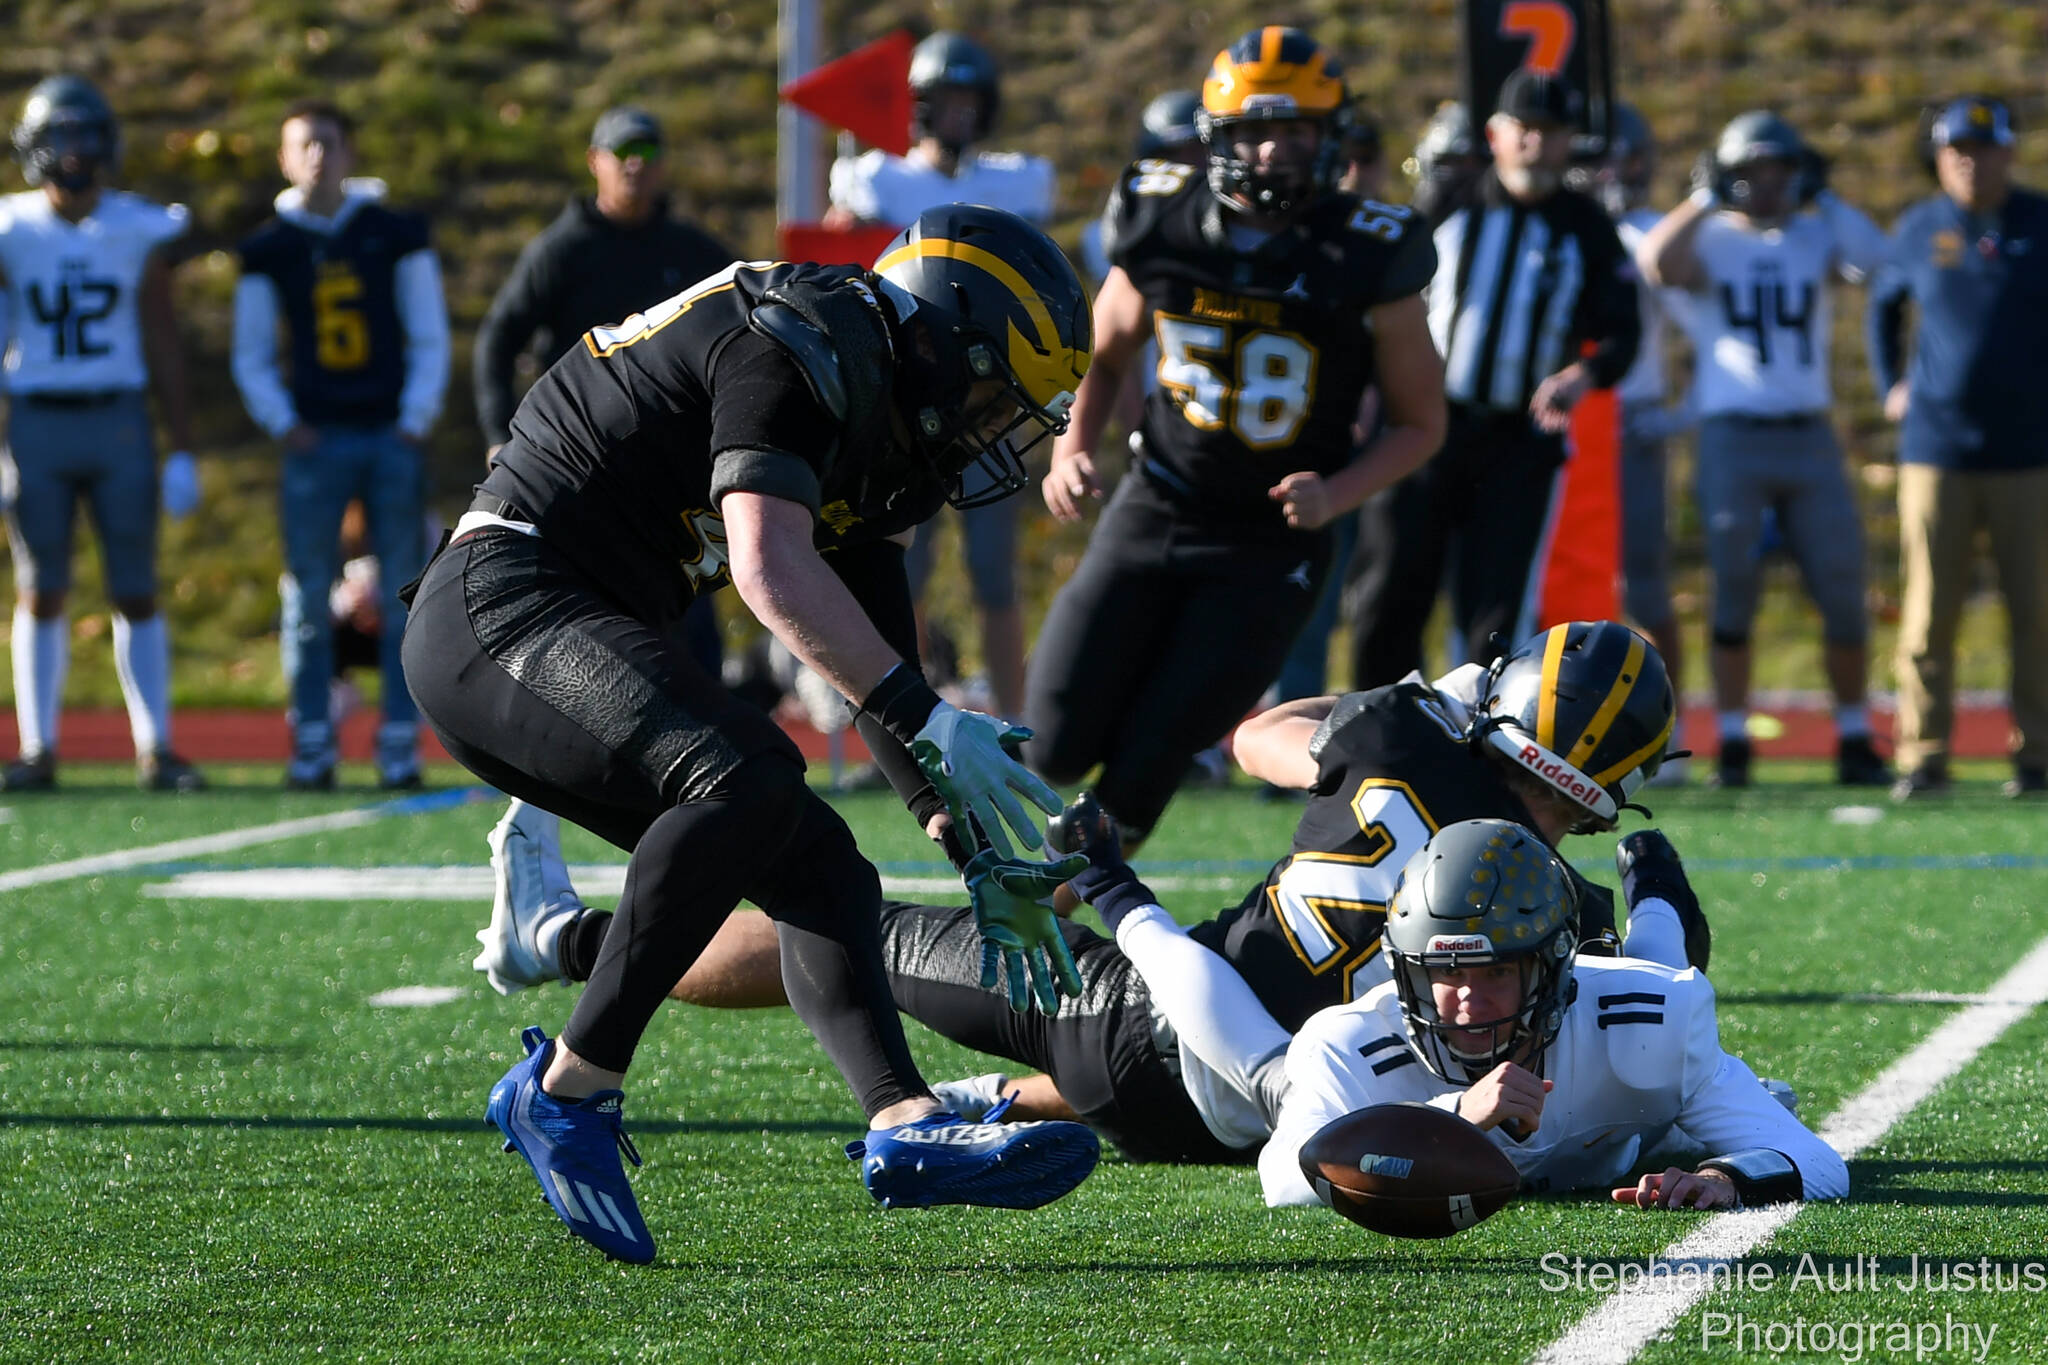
[
  {"left": 1028, "top": 27, "right": 1447, "bottom": 851},
  {"left": 496, "top": 621, "right": 1696, "bottom": 1164},
  {"left": 401, "top": 205, "right": 1104, "bottom": 1262}
]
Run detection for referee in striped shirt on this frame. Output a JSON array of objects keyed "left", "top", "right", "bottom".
[{"left": 1350, "top": 72, "right": 1638, "bottom": 685}]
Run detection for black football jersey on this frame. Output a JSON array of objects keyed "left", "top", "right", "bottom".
[
  {"left": 481, "top": 261, "right": 944, "bottom": 625},
  {"left": 1102, "top": 160, "right": 1436, "bottom": 529},
  {"left": 1187, "top": 680, "right": 1615, "bottom": 1033}
]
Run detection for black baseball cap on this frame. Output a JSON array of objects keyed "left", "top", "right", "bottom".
[
  {"left": 1931, "top": 97, "right": 2014, "bottom": 149},
  {"left": 1496, "top": 71, "right": 1583, "bottom": 128},
  {"left": 590, "top": 106, "right": 662, "bottom": 151}
]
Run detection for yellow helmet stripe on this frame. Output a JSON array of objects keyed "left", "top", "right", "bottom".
[
  {"left": 873, "top": 235, "right": 1090, "bottom": 402},
  {"left": 1260, "top": 25, "right": 1284, "bottom": 65},
  {"left": 1534, "top": 625, "right": 1569, "bottom": 752},
  {"left": 875, "top": 237, "right": 1057, "bottom": 355},
  {"left": 1589, "top": 711, "right": 1675, "bottom": 788},
  {"left": 1567, "top": 632, "right": 1645, "bottom": 764}
]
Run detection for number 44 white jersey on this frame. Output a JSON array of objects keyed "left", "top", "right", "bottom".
[
  {"left": 0, "top": 189, "right": 188, "bottom": 396},
  {"left": 1664, "top": 196, "right": 1887, "bottom": 419},
  {"left": 1259, "top": 957, "right": 1849, "bottom": 1207}
]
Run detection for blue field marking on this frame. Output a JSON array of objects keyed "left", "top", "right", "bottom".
[{"left": 374, "top": 786, "right": 496, "bottom": 815}]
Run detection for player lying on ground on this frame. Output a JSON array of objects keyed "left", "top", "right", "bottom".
[
  {"left": 1257, "top": 818, "right": 1848, "bottom": 1209},
  {"left": 476, "top": 621, "right": 1709, "bottom": 1164}
]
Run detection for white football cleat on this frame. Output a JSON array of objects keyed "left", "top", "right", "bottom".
[{"left": 474, "top": 799, "right": 586, "bottom": 995}]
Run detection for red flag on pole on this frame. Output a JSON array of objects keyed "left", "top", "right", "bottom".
[{"left": 779, "top": 30, "right": 917, "bottom": 155}]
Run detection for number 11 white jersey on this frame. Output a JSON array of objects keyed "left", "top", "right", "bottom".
[{"left": 0, "top": 189, "right": 188, "bottom": 396}]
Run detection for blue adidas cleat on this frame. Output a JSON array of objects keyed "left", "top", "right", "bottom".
[
  {"left": 485, "top": 1026, "right": 654, "bottom": 1264},
  {"left": 846, "top": 1096, "right": 1101, "bottom": 1210}
]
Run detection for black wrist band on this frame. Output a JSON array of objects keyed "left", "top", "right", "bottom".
[
  {"left": 860, "top": 663, "right": 945, "bottom": 747},
  {"left": 1698, "top": 1148, "right": 1802, "bottom": 1205}
]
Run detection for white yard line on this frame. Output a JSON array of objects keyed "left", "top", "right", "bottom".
[
  {"left": 134, "top": 865, "right": 1247, "bottom": 901},
  {"left": 1531, "top": 932, "right": 2048, "bottom": 1365},
  {"left": 0, "top": 807, "right": 387, "bottom": 894}
]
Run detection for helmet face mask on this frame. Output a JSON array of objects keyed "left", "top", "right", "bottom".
[
  {"left": 874, "top": 205, "right": 1091, "bottom": 510},
  {"left": 1198, "top": 27, "right": 1346, "bottom": 217},
  {"left": 1469, "top": 621, "right": 1677, "bottom": 835},
  {"left": 1383, "top": 819, "right": 1579, "bottom": 1082},
  {"left": 1713, "top": 111, "right": 1805, "bottom": 216}
]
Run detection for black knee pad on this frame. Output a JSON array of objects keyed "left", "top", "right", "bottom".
[{"left": 1710, "top": 629, "right": 1751, "bottom": 649}]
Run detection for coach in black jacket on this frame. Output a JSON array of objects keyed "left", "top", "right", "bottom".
[
  {"left": 473, "top": 106, "right": 735, "bottom": 457},
  {"left": 1350, "top": 72, "right": 1638, "bottom": 686},
  {"left": 473, "top": 106, "right": 736, "bottom": 670}
]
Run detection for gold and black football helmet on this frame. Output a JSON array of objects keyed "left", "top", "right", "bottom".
[
  {"left": 873, "top": 204, "right": 1092, "bottom": 509},
  {"left": 1196, "top": 27, "right": 1347, "bottom": 215},
  {"left": 1469, "top": 621, "right": 1679, "bottom": 834}
]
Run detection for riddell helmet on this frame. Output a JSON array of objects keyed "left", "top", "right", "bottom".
[
  {"left": 12, "top": 75, "right": 119, "bottom": 192},
  {"left": 910, "top": 31, "right": 1000, "bottom": 151},
  {"left": 1469, "top": 621, "right": 1677, "bottom": 833},
  {"left": 1196, "top": 27, "right": 1347, "bottom": 215},
  {"left": 1384, "top": 819, "right": 1579, "bottom": 1082},
  {"left": 873, "top": 204, "right": 1091, "bottom": 509},
  {"left": 1136, "top": 89, "right": 1203, "bottom": 161}
]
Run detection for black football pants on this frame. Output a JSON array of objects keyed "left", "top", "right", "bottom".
[
  {"left": 1349, "top": 406, "right": 1567, "bottom": 688},
  {"left": 401, "top": 528, "right": 926, "bottom": 1118},
  {"left": 1023, "top": 472, "right": 1330, "bottom": 838}
]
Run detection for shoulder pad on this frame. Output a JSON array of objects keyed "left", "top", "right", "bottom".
[
  {"left": 1591, "top": 962, "right": 1690, "bottom": 1092},
  {"left": 1103, "top": 159, "right": 1200, "bottom": 268},
  {"left": 1306, "top": 690, "right": 1375, "bottom": 765},
  {"left": 746, "top": 270, "right": 895, "bottom": 441}
]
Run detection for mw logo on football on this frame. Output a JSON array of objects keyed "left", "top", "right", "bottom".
[{"left": 1357, "top": 1153, "right": 1415, "bottom": 1179}]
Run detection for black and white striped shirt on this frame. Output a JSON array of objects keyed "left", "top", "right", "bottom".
[{"left": 1427, "top": 172, "right": 1639, "bottom": 415}]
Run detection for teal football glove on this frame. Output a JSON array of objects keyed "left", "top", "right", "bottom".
[
  {"left": 963, "top": 849, "right": 1090, "bottom": 1015},
  {"left": 911, "top": 701, "right": 1063, "bottom": 861}
]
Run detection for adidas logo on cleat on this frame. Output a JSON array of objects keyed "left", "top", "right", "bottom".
[{"left": 880, "top": 1123, "right": 998, "bottom": 1146}]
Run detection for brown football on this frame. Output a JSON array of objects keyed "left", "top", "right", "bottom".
[{"left": 1298, "top": 1101, "right": 1520, "bottom": 1238}]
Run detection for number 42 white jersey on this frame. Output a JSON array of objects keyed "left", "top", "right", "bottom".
[
  {"left": 1259, "top": 957, "right": 1849, "bottom": 1207},
  {"left": 0, "top": 189, "right": 188, "bottom": 396}
]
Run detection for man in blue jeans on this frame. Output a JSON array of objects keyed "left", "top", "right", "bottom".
[{"left": 232, "top": 98, "right": 450, "bottom": 788}]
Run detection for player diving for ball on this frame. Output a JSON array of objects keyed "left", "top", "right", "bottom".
[
  {"left": 1255, "top": 817, "right": 1847, "bottom": 1211},
  {"left": 476, "top": 620, "right": 1720, "bottom": 1167}
]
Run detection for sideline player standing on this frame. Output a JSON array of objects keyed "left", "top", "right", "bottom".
[
  {"left": 828, "top": 31, "right": 1054, "bottom": 721},
  {"left": 1636, "top": 111, "right": 1891, "bottom": 789},
  {"left": 1032, "top": 26, "right": 1445, "bottom": 851},
  {"left": 0, "top": 76, "right": 203, "bottom": 793},
  {"left": 404, "top": 205, "right": 1102, "bottom": 1262},
  {"left": 233, "top": 98, "right": 449, "bottom": 790}
]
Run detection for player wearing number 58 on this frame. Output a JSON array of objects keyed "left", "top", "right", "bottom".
[
  {"left": 231, "top": 98, "right": 450, "bottom": 791},
  {"left": 0, "top": 75, "right": 205, "bottom": 795},
  {"left": 1028, "top": 27, "right": 1444, "bottom": 858}
]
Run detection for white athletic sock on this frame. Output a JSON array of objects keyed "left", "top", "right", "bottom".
[
  {"left": 13, "top": 607, "right": 68, "bottom": 755},
  {"left": 1622, "top": 895, "right": 1687, "bottom": 969},
  {"left": 1835, "top": 704, "right": 1870, "bottom": 740},
  {"left": 112, "top": 614, "right": 172, "bottom": 754},
  {"left": 1717, "top": 709, "right": 1748, "bottom": 743},
  {"left": 1114, "top": 903, "right": 1291, "bottom": 1100}
]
